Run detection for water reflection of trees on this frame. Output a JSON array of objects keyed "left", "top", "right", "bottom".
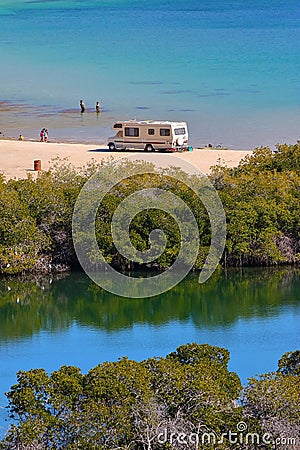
[{"left": 0, "top": 268, "right": 299, "bottom": 341}]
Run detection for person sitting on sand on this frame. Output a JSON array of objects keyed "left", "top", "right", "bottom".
[
  {"left": 80, "top": 99, "right": 86, "bottom": 113},
  {"left": 18, "top": 134, "right": 24, "bottom": 141}
]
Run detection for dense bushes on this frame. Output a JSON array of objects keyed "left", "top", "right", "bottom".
[
  {"left": 1, "top": 343, "right": 299, "bottom": 449},
  {"left": 0, "top": 160, "right": 93, "bottom": 274},
  {"left": 0, "top": 143, "right": 300, "bottom": 275},
  {"left": 0, "top": 343, "right": 243, "bottom": 449},
  {"left": 211, "top": 143, "right": 300, "bottom": 266},
  {"left": 242, "top": 350, "right": 300, "bottom": 448}
]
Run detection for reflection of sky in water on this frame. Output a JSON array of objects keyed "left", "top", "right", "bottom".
[
  {"left": 0, "top": 268, "right": 300, "bottom": 436},
  {"left": 0, "top": 309, "right": 299, "bottom": 402}
]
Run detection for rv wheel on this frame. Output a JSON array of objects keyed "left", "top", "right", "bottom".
[
  {"left": 108, "top": 142, "right": 116, "bottom": 151},
  {"left": 145, "top": 144, "right": 154, "bottom": 152}
]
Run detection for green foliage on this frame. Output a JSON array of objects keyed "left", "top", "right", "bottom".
[
  {"left": 1, "top": 143, "right": 300, "bottom": 275},
  {"left": 241, "top": 345, "right": 300, "bottom": 449},
  {"left": 2, "top": 345, "right": 299, "bottom": 449},
  {"left": 277, "top": 350, "right": 300, "bottom": 376},
  {"left": 168, "top": 342, "right": 230, "bottom": 367},
  {"left": 242, "top": 371, "right": 300, "bottom": 449},
  {"left": 0, "top": 159, "right": 102, "bottom": 275},
  {"left": 210, "top": 142, "right": 300, "bottom": 266},
  {"left": 236, "top": 143, "right": 300, "bottom": 174},
  {"left": 0, "top": 343, "right": 300, "bottom": 450},
  {"left": 0, "top": 178, "right": 50, "bottom": 274},
  {"left": 1, "top": 344, "right": 243, "bottom": 449}
]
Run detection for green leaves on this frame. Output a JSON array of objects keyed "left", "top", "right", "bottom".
[
  {"left": 242, "top": 346, "right": 300, "bottom": 447},
  {"left": 211, "top": 143, "right": 300, "bottom": 266},
  {"left": 2, "top": 345, "right": 299, "bottom": 449},
  {"left": 1, "top": 344, "right": 242, "bottom": 449},
  {"left": 1, "top": 142, "right": 300, "bottom": 274},
  {"left": 277, "top": 350, "right": 300, "bottom": 376},
  {"left": 242, "top": 371, "right": 300, "bottom": 447}
]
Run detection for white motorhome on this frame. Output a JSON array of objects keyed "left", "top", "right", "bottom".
[{"left": 107, "top": 120, "right": 189, "bottom": 152}]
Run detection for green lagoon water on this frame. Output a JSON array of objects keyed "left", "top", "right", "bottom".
[{"left": 0, "top": 267, "right": 300, "bottom": 437}]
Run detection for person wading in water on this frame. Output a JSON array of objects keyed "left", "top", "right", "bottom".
[{"left": 80, "top": 99, "right": 86, "bottom": 113}]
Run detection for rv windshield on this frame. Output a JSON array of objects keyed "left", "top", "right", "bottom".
[{"left": 174, "top": 127, "right": 186, "bottom": 135}]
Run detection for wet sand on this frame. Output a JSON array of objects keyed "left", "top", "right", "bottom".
[{"left": 0, "top": 139, "right": 252, "bottom": 179}]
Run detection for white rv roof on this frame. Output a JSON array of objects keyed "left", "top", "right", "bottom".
[{"left": 113, "top": 120, "right": 187, "bottom": 127}]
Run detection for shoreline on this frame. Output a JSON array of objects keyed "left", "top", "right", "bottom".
[
  {"left": 0, "top": 138, "right": 253, "bottom": 180},
  {"left": 0, "top": 99, "right": 277, "bottom": 151}
]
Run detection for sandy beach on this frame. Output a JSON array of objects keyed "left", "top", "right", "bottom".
[{"left": 0, "top": 139, "right": 252, "bottom": 179}]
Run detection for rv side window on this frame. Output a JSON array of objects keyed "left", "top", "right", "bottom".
[
  {"left": 160, "top": 128, "right": 170, "bottom": 136},
  {"left": 148, "top": 128, "right": 155, "bottom": 135},
  {"left": 113, "top": 123, "right": 123, "bottom": 129},
  {"left": 174, "top": 127, "right": 186, "bottom": 135},
  {"left": 125, "top": 127, "right": 139, "bottom": 137}
]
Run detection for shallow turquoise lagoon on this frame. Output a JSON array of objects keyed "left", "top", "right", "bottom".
[{"left": 0, "top": 0, "right": 300, "bottom": 147}]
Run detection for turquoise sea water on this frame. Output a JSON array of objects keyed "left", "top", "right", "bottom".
[{"left": 0, "top": 0, "right": 299, "bottom": 147}]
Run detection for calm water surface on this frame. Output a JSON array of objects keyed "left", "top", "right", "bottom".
[
  {"left": 0, "top": 267, "right": 300, "bottom": 437},
  {"left": 0, "top": 0, "right": 300, "bottom": 147}
]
